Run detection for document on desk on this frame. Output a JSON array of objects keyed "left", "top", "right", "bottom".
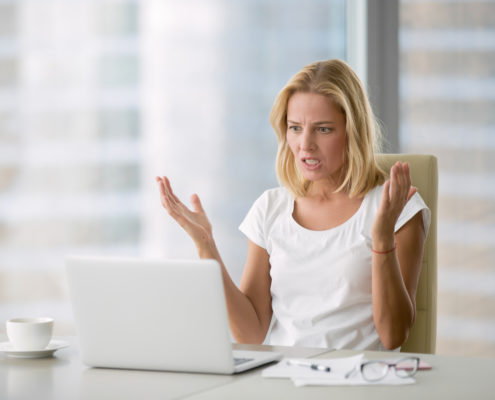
[{"left": 262, "top": 354, "right": 416, "bottom": 387}]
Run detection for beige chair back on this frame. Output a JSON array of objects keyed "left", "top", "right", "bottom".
[{"left": 376, "top": 154, "right": 438, "bottom": 354}]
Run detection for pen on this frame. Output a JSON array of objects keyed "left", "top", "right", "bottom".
[{"left": 286, "top": 360, "right": 331, "bottom": 372}]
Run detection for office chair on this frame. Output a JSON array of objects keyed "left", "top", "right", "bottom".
[{"left": 376, "top": 154, "right": 438, "bottom": 354}]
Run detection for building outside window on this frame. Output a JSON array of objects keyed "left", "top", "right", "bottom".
[
  {"left": 4, "top": 0, "right": 491, "bottom": 359},
  {"left": 0, "top": 0, "right": 346, "bottom": 334},
  {"left": 399, "top": 0, "right": 495, "bottom": 357}
]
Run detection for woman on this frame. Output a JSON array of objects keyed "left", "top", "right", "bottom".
[{"left": 156, "top": 59, "right": 430, "bottom": 351}]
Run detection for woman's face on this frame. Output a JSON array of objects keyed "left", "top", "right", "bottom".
[{"left": 286, "top": 91, "right": 347, "bottom": 185}]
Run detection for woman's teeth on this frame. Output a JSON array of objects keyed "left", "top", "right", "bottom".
[{"left": 304, "top": 159, "right": 319, "bottom": 165}]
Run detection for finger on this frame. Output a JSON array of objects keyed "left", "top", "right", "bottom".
[
  {"left": 402, "top": 162, "right": 413, "bottom": 198},
  {"left": 403, "top": 162, "right": 411, "bottom": 185},
  {"left": 399, "top": 162, "right": 413, "bottom": 201},
  {"left": 156, "top": 176, "right": 166, "bottom": 192},
  {"left": 190, "top": 193, "right": 204, "bottom": 213},
  {"left": 158, "top": 179, "right": 175, "bottom": 212},
  {"left": 156, "top": 177, "right": 168, "bottom": 205},
  {"left": 163, "top": 176, "right": 180, "bottom": 205},
  {"left": 401, "top": 161, "right": 410, "bottom": 187},
  {"left": 390, "top": 162, "right": 403, "bottom": 200},
  {"left": 388, "top": 163, "right": 399, "bottom": 200},
  {"left": 155, "top": 178, "right": 195, "bottom": 232},
  {"left": 157, "top": 177, "right": 182, "bottom": 215},
  {"left": 397, "top": 162, "right": 406, "bottom": 190},
  {"left": 392, "top": 162, "right": 409, "bottom": 202},
  {"left": 407, "top": 186, "right": 417, "bottom": 201},
  {"left": 382, "top": 179, "right": 391, "bottom": 205}
]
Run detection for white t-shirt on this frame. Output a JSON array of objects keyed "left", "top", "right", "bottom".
[{"left": 239, "top": 184, "right": 430, "bottom": 350}]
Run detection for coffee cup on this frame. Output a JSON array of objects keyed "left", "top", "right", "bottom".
[{"left": 6, "top": 317, "right": 54, "bottom": 351}]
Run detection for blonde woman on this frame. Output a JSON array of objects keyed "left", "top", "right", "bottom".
[{"left": 156, "top": 59, "right": 430, "bottom": 351}]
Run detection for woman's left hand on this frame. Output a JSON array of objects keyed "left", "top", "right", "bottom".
[{"left": 371, "top": 162, "right": 417, "bottom": 250}]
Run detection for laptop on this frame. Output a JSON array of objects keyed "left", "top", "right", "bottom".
[{"left": 65, "top": 256, "right": 281, "bottom": 374}]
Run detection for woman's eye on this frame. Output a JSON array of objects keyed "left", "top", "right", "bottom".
[
  {"left": 288, "top": 125, "right": 301, "bottom": 132},
  {"left": 319, "top": 127, "right": 333, "bottom": 133}
]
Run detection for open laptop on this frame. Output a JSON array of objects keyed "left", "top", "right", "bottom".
[{"left": 65, "top": 256, "right": 281, "bottom": 374}]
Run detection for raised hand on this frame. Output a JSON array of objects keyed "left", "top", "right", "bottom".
[
  {"left": 371, "top": 162, "right": 417, "bottom": 250},
  {"left": 156, "top": 176, "right": 214, "bottom": 254}
]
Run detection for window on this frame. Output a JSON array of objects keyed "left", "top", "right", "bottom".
[
  {"left": 399, "top": 0, "right": 495, "bottom": 357},
  {"left": 0, "top": 0, "right": 347, "bottom": 334}
]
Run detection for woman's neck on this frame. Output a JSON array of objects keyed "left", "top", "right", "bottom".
[{"left": 306, "top": 177, "right": 346, "bottom": 201}]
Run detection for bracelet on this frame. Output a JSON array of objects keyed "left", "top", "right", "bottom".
[{"left": 371, "top": 243, "right": 396, "bottom": 255}]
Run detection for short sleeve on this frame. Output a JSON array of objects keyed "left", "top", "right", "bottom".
[
  {"left": 395, "top": 192, "right": 431, "bottom": 237},
  {"left": 239, "top": 191, "right": 269, "bottom": 250}
]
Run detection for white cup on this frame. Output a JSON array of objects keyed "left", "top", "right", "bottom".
[{"left": 6, "top": 317, "right": 54, "bottom": 351}]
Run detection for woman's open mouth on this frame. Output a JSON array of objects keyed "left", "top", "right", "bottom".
[{"left": 302, "top": 158, "right": 321, "bottom": 169}]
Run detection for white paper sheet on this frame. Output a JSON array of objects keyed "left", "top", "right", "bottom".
[{"left": 262, "top": 354, "right": 416, "bottom": 387}]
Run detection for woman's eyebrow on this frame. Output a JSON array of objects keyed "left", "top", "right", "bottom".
[
  {"left": 313, "top": 121, "right": 336, "bottom": 125},
  {"left": 287, "top": 120, "right": 336, "bottom": 124}
]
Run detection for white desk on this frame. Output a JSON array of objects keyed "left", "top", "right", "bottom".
[{"left": 1, "top": 337, "right": 494, "bottom": 400}]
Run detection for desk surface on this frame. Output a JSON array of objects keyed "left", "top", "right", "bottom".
[{"left": 1, "top": 337, "right": 495, "bottom": 400}]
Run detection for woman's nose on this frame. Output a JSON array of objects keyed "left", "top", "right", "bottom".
[{"left": 300, "top": 129, "right": 315, "bottom": 151}]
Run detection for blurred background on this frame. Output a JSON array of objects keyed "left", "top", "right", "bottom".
[{"left": 0, "top": 0, "right": 493, "bottom": 358}]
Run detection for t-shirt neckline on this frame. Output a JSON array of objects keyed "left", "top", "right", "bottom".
[{"left": 288, "top": 188, "right": 372, "bottom": 234}]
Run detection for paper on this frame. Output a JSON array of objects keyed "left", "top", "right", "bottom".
[
  {"left": 262, "top": 354, "right": 416, "bottom": 387},
  {"left": 292, "top": 371, "right": 415, "bottom": 387},
  {"left": 262, "top": 354, "right": 363, "bottom": 379}
]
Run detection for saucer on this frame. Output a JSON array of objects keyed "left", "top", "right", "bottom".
[{"left": 0, "top": 340, "right": 69, "bottom": 359}]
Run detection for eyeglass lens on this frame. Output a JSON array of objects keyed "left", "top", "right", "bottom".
[
  {"left": 361, "top": 358, "right": 419, "bottom": 381},
  {"left": 394, "top": 358, "right": 419, "bottom": 378},
  {"left": 361, "top": 361, "right": 389, "bottom": 381}
]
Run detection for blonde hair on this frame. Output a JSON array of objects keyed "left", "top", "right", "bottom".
[{"left": 270, "top": 59, "right": 385, "bottom": 198}]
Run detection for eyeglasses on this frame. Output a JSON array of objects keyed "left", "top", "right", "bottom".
[{"left": 346, "top": 357, "right": 420, "bottom": 382}]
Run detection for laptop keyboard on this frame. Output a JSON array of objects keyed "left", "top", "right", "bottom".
[{"left": 234, "top": 357, "right": 254, "bottom": 366}]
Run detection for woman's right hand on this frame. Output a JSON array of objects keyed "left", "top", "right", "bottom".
[{"left": 156, "top": 176, "right": 215, "bottom": 256}]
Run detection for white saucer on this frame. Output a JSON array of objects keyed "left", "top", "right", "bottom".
[{"left": 0, "top": 340, "right": 69, "bottom": 359}]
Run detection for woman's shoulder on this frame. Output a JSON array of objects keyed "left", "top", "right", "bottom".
[
  {"left": 254, "top": 186, "right": 291, "bottom": 203},
  {"left": 362, "top": 183, "right": 430, "bottom": 234},
  {"left": 362, "top": 184, "right": 384, "bottom": 207},
  {"left": 262, "top": 186, "right": 292, "bottom": 201},
  {"left": 364, "top": 183, "right": 428, "bottom": 208},
  {"left": 251, "top": 186, "right": 293, "bottom": 217},
  {"left": 362, "top": 182, "right": 426, "bottom": 209}
]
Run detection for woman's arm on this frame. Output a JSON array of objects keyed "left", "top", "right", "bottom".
[
  {"left": 235, "top": 240, "right": 273, "bottom": 343},
  {"left": 156, "top": 176, "right": 272, "bottom": 343},
  {"left": 370, "top": 162, "right": 426, "bottom": 350},
  {"left": 372, "top": 212, "right": 424, "bottom": 350},
  {"left": 196, "top": 238, "right": 272, "bottom": 344}
]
